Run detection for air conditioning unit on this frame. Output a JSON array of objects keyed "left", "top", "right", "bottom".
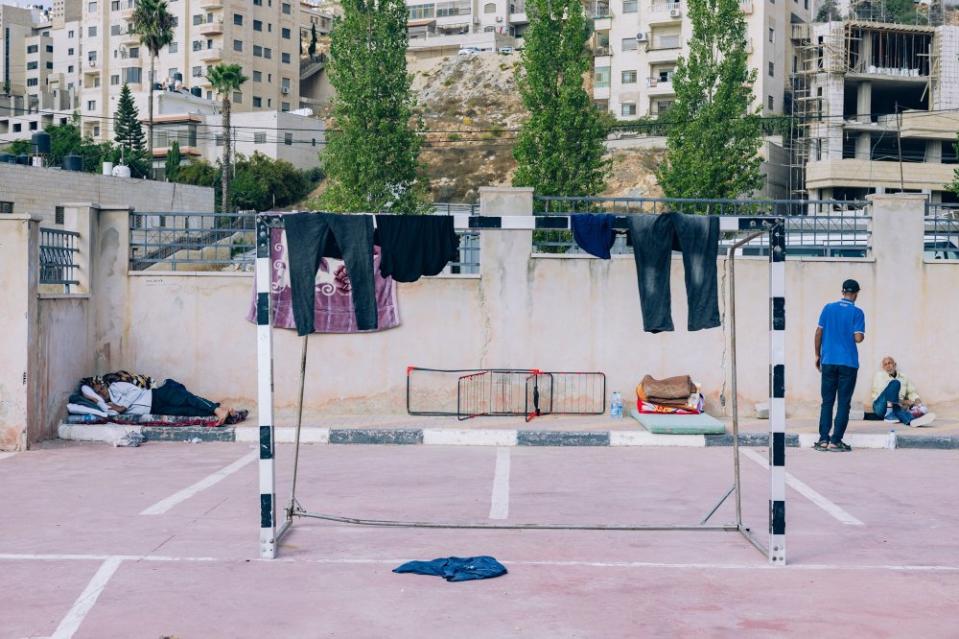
[
  {"left": 669, "top": 7, "right": 681, "bottom": 17},
  {"left": 636, "top": 32, "right": 648, "bottom": 43},
  {"left": 281, "top": 86, "right": 289, "bottom": 94}
]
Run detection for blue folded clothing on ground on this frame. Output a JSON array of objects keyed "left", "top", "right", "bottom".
[{"left": 393, "top": 556, "right": 508, "bottom": 582}]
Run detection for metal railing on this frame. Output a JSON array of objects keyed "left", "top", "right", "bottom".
[
  {"left": 924, "top": 203, "right": 959, "bottom": 260},
  {"left": 129, "top": 211, "right": 257, "bottom": 271},
  {"left": 40, "top": 228, "right": 80, "bottom": 292},
  {"left": 533, "top": 196, "right": 872, "bottom": 258},
  {"left": 129, "top": 207, "right": 482, "bottom": 274}
]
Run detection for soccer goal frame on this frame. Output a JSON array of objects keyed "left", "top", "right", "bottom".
[{"left": 253, "top": 212, "right": 787, "bottom": 565}]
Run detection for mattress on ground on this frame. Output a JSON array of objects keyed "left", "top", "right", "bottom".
[{"left": 629, "top": 407, "right": 726, "bottom": 435}]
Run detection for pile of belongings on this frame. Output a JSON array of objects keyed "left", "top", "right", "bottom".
[{"left": 636, "top": 374, "right": 704, "bottom": 415}]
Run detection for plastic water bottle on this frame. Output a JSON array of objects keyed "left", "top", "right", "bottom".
[
  {"left": 887, "top": 429, "right": 897, "bottom": 450},
  {"left": 610, "top": 391, "right": 623, "bottom": 419}
]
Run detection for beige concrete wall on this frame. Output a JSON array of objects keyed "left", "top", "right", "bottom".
[
  {"left": 806, "top": 158, "right": 955, "bottom": 192},
  {"left": 0, "top": 163, "right": 213, "bottom": 225},
  {"left": 36, "top": 296, "right": 93, "bottom": 441},
  {"left": 0, "top": 216, "right": 39, "bottom": 450}
]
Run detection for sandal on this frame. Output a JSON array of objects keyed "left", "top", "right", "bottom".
[
  {"left": 813, "top": 440, "right": 830, "bottom": 451},
  {"left": 829, "top": 441, "right": 852, "bottom": 452},
  {"left": 224, "top": 409, "right": 249, "bottom": 425}
]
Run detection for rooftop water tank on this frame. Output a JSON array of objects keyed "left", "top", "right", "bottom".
[
  {"left": 32, "top": 131, "right": 51, "bottom": 154},
  {"left": 62, "top": 154, "right": 83, "bottom": 171}
]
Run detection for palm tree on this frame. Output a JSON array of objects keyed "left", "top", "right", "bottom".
[
  {"left": 207, "top": 63, "right": 248, "bottom": 212},
  {"left": 131, "top": 0, "right": 175, "bottom": 176}
]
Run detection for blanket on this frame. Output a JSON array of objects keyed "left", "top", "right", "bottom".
[
  {"left": 64, "top": 414, "right": 221, "bottom": 427},
  {"left": 246, "top": 226, "right": 401, "bottom": 333},
  {"left": 638, "top": 375, "right": 697, "bottom": 401}
]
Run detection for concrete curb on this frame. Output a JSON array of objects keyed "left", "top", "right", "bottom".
[{"left": 57, "top": 423, "right": 959, "bottom": 449}]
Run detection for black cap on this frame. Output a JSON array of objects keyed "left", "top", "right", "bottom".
[{"left": 842, "top": 279, "right": 860, "bottom": 293}]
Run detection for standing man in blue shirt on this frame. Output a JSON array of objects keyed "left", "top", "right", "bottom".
[{"left": 814, "top": 279, "right": 866, "bottom": 452}]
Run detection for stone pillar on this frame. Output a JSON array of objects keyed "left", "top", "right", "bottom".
[
  {"left": 478, "top": 187, "right": 534, "bottom": 369},
  {"left": 93, "top": 206, "right": 132, "bottom": 373},
  {"left": 0, "top": 216, "right": 40, "bottom": 450},
  {"left": 856, "top": 133, "right": 871, "bottom": 160},
  {"left": 925, "top": 140, "right": 942, "bottom": 163},
  {"left": 867, "top": 193, "right": 925, "bottom": 373},
  {"left": 856, "top": 81, "right": 872, "bottom": 123}
]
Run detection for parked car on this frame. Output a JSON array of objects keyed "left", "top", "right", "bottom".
[
  {"left": 498, "top": 46, "right": 514, "bottom": 55},
  {"left": 458, "top": 47, "right": 480, "bottom": 56}
]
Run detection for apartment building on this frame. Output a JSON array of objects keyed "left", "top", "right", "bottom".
[
  {"left": 405, "top": 0, "right": 527, "bottom": 57},
  {"left": 1, "top": 3, "right": 43, "bottom": 98},
  {"left": 792, "top": 21, "right": 959, "bottom": 202},
  {"left": 591, "top": 0, "right": 811, "bottom": 120}
]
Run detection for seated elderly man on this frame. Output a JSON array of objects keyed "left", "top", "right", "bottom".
[{"left": 872, "top": 356, "right": 935, "bottom": 427}]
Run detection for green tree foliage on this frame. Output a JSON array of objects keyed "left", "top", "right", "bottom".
[
  {"left": 950, "top": 135, "right": 959, "bottom": 197},
  {"left": 6, "top": 139, "right": 32, "bottom": 155},
  {"left": 113, "top": 83, "right": 150, "bottom": 177},
  {"left": 814, "top": 0, "right": 842, "bottom": 21},
  {"left": 3, "top": 114, "right": 115, "bottom": 172},
  {"left": 512, "top": 0, "right": 609, "bottom": 198},
  {"left": 207, "top": 63, "right": 248, "bottom": 211},
  {"left": 319, "top": 0, "right": 428, "bottom": 213},
  {"left": 852, "top": 0, "right": 926, "bottom": 24},
  {"left": 173, "top": 153, "right": 318, "bottom": 211},
  {"left": 131, "top": 0, "right": 175, "bottom": 167},
  {"left": 165, "top": 139, "right": 182, "bottom": 181},
  {"left": 656, "top": 0, "right": 764, "bottom": 202}
]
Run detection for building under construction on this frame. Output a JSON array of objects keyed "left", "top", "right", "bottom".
[{"left": 789, "top": 20, "right": 959, "bottom": 203}]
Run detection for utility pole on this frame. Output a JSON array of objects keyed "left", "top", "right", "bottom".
[{"left": 895, "top": 101, "right": 905, "bottom": 192}]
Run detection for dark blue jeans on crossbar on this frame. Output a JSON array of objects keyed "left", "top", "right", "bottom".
[
  {"left": 872, "top": 379, "right": 913, "bottom": 425},
  {"left": 819, "top": 364, "right": 858, "bottom": 444}
]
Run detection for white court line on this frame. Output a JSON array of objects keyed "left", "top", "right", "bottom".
[
  {"left": 140, "top": 450, "right": 257, "bottom": 516},
  {"left": 0, "top": 452, "right": 17, "bottom": 461},
  {"left": 741, "top": 448, "right": 864, "bottom": 526},
  {"left": 50, "top": 557, "right": 122, "bottom": 639},
  {"left": 488, "top": 447, "right": 511, "bottom": 520},
  {"left": 0, "top": 552, "right": 957, "bottom": 573}
]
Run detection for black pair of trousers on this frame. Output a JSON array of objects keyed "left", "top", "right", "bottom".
[
  {"left": 628, "top": 213, "right": 720, "bottom": 332},
  {"left": 285, "top": 213, "right": 377, "bottom": 336},
  {"left": 151, "top": 380, "right": 219, "bottom": 417},
  {"left": 818, "top": 364, "right": 858, "bottom": 444}
]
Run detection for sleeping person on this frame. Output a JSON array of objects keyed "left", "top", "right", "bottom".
[{"left": 82, "top": 378, "right": 244, "bottom": 426}]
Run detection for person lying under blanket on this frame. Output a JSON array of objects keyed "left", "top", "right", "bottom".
[{"left": 82, "top": 378, "right": 246, "bottom": 426}]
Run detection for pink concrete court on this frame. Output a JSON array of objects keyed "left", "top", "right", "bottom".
[{"left": 2, "top": 443, "right": 957, "bottom": 638}]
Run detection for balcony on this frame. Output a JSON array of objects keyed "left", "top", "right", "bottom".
[
  {"left": 198, "top": 47, "right": 222, "bottom": 62},
  {"left": 593, "top": 16, "right": 612, "bottom": 30},
  {"left": 593, "top": 45, "right": 611, "bottom": 57},
  {"left": 648, "top": 2, "right": 682, "bottom": 25},
  {"left": 118, "top": 29, "right": 140, "bottom": 45},
  {"left": 593, "top": 84, "right": 610, "bottom": 100},
  {"left": 198, "top": 0, "right": 223, "bottom": 8},
  {"left": 739, "top": 0, "right": 752, "bottom": 13},
  {"left": 199, "top": 19, "right": 224, "bottom": 36},
  {"left": 646, "top": 76, "right": 674, "bottom": 95},
  {"left": 790, "top": 23, "right": 809, "bottom": 42},
  {"left": 806, "top": 158, "right": 954, "bottom": 192}
]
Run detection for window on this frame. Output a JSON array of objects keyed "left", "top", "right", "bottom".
[
  {"left": 111, "top": 24, "right": 123, "bottom": 35},
  {"left": 253, "top": 70, "right": 262, "bottom": 81},
  {"left": 281, "top": 52, "right": 290, "bottom": 63},
  {"left": 193, "top": 14, "right": 203, "bottom": 24},
  {"left": 233, "top": 91, "right": 242, "bottom": 103},
  {"left": 268, "top": 23, "right": 272, "bottom": 31},
  {"left": 68, "top": 29, "right": 75, "bottom": 38},
  {"left": 253, "top": 19, "right": 262, "bottom": 31},
  {"left": 129, "top": 46, "right": 139, "bottom": 58},
  {"left": 55, "top": 207, "right": 64, "bottom": 224},
  {"left": 621, "top": 70, "right": 637, "bottom": 84},
  {"left": 192, "top": 65, "right": 203, "bottom": 77},
  {"left": 168, "top": 67, "right": 179, "bottom": 78},
  {"left": 409, "top": 3, "right": 435, "bottom": 19},
  {"left": 768, "top": 61, "right": 774, "bottom": 77},
  {"left": 46, "top": 44, "right": 54, "bottom": 53},
  {"left": 29, "top": 121, "right": 38, "bottom": 130},
  {"left": 68, "top": 47, "right": 74, "bottom": 55},
  {"left": 253, "top": 0, "right": 262, "bottom": 5},
  {"left": 234, "top": 13, "right": 244, "bottom": 25},
  {"left": 88, "top": 26, "right": 97, "bottom": 36},
  {"left": 282, "top": 27, "right": 291, "bottom": 39},
  {"left": 623, "top": 0, "right": 637, "bottom": 12},
  {"left": 68, "top": 64, "right": 74, "bottom": 73},
  {"left": 0, "top": 201, "right": 14, "bottom": 214},
  {"left": 263, "top": 47, "right": 272, "bottom": 59},
  {"left": 268, "top": 98, "right": 272, "bottom": 107},
  {"left": 656, "top": 67, "right": 673, "bottom": 82},
  {"left": 284, "top": 132, "right": 293, "bottom": 145},
  {"left": 193, "top": 40, "right": 202, "bottom": 51},
  {"left": 87, "top": 100, "right": 96, "bottom": 110},
  {"left": 282, "top": 2, "right": 291, "bottom": 13},
  {"left": 12, "top": 123, "right": 21, "bottom": 132},
  {"left": 123, "top": 67, "right": 141, "bottom": 83},
  {"left": 483, "top": 1, "right": 496, "bottom": 12},
  {"left": 254, "top": 131, "right": 266, "bottom": 143},
  {"left": 88, "top": 51, "right": 97, "bottom": 62},
  {"left": 46, "top": 62, "right": 53, "bottom": 69},
  {"left": 281, "top": 101, "right": 290, "bottom": 111},
  {"left": 767, "top": 95, "right": 774, "bottom": 110},
  {"left": 111, "top": 74, "right": 120, "bottom": 85},
  {"left": 169, "top": 42, "right": 178, "bottom": 53},
  {"left": 281, "top": 77, "right": 290, "bottom": 89},
  {"left": 621, "top": 102, "right": 636, "bottom": 116},
  {"left": 768, "top": 27, "right": 774, "bottom": 43},
  {"left": 88, "top": 1, "right": 97, "bottom": 13},
  {"left": 654, "top": 99, "right": 673, "bottom": 115},
  {"left": 27, "top": 61, "right": 39, "bottom": 70},
  {"left": 253, "top": 44, "right": 263, "bottom": 56},
  {"left": 234, "top": 39, "right": 243, "bottom": 52},
  {"left": 804, "top": 0, "right": 808, "bottom": 8},
  {"left": 621, "top": 37, "right": 637, "bottom": 51},
  {"left": 27, "top": 78, "right": 39, "bottom": 86},
  {"left": 253, "top": 97, "right": 262, "bottom": 108},
  {"left": 27, "top": 44, "right": 39, "bottom": 54},
  {"left": 594, "top": 66, "right": 610, "bottom": 88}
]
